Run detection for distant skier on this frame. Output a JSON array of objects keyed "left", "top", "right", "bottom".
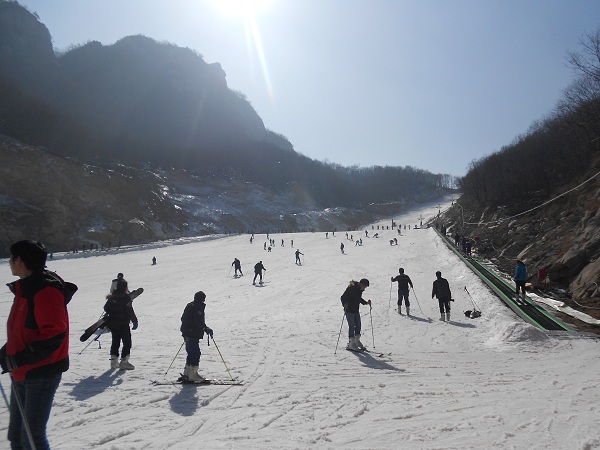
[
  {"left": 514, "top": 259, "right": 527, "bottom": 300},
  {"left": 180, "top": 291, "right": 213, "bottom": 382},
  {"left": 341, "top": 279, "right": 371, "bottom": 351},
  {"left": 432, "top": 271, "right": 452, "bottom": 322},
  {"left": 391, "top": 268, "right": 414, "bottom": 315},
  {"left": 232, "top": 258, "right": 243, "bottom": 276},
  {"left": 152, "top": 256, "right": 156, "bottom": 265},
  {"left": 295, "top": 249, "right": 303, "bottom": 265},
  {"left": 253, "top": 261, "right": 266, "bottom": 285},
  {"left": 340, "top": 242, "right": 345, "bottom": 254},
  {"left": 104, "top": 279, "right": 138, "bottom": 370}
]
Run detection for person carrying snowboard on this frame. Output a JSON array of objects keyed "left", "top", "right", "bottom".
[
  {"left": 180, "top": 291, "right": 213, "bottom": 381},
  {"left": 232, "top": 258, "right": 243, "bottom": 276},
  {"left": 253, "top": 261, "right": 266, "bottom": 285},
  {"left": 295, "top": 249, "right": 303, "bottom": 265},
  {"left": 340, "top": 279, "right": 371, "bottom": 351},
  {"left": 104, "top": 279, "right": 138, "bottom": 369},
  {"left": 391, "top": 267, "right": 413, "bottom": 315},
  {"left": 432, "top": 271, "right": 452, "bottom": 322}
]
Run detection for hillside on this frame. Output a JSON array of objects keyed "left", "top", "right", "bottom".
[{"left": 0, "top": 135, "right": 448, "bottom": 256}]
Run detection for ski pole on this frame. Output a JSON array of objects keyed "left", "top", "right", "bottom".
[
  {"left": 165, "top": 341, "right": 185, "bottom": 377},
  {"left": 10, "top": 375, "right": 37, "bottom": 450},
  {"left": 334, "top": 313, "right": 345, "bottom": 355},
  {"left": 464, "top": 287, "right": 481, "bottom": 311},
  {"left": 389, "top": 281, "right": 392, "bottom": 308},
  {"left": 209, "top": 336, "right": 234, "bottom": 381},
  {"left": 0, "top": 379, "right": 8, "bottom": 409},
  {"left": 78, "top": 328, "right": 107, "bottom": 355},
  {"left": 369, "top": 304, "right": 375, "bottom": 348},
  {"left": 411, "top": 286, "right": 431, "bottom": 321}
]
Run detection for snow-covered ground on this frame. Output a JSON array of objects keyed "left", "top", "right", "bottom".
[{"left": 1, "top": 200, "right": 600, "bottom": 449}]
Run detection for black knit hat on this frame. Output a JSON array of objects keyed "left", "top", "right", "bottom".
[{"left": 194, "top": 291, "right": 206, "bottom": 302}]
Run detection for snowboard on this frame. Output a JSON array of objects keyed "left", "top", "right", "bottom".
[{"left": 79, "top": 287, "right": 145, "bottom": 342}]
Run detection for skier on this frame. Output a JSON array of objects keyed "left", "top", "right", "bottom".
[
  {"left": 432, "top": 271, "right": 452, "bottom": 321},
  {"left": 340, "top": 242, "right": 345, "bottom": 254},
  {"left": 253, "top": 261, "right": 266, "bottom": 285},
  {"left": 104, "top": 279, "right": 138, "bottom": 369},
  {"left": 391, "top": 268, "right": 414, "bottom": 315},
  {"left": 232, "top": 258, "right": 243, "bottom": 276},
  {"left": 180, "top": 291, "right": 213, "bottom": 382},
  {"left": 295, "top": 249, "right": 303, "bottom": 265},
  {"left": 341, "top": 279, "right": 371, "bottom": 351},
  {"left": 514, "top": 259, "right": 527, "bottom": 300},
  {"left": 152, "top": 256, "right": 156, "bottom": 265}
]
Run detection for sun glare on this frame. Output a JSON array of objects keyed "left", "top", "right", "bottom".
[{"left": 213, "top": 0, "right": 272, "bottom": 19}]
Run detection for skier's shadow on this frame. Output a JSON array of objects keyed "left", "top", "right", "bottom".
[
  {"left": 350, "top": 352, "right": 405, "bottom": 372},
  {"left": 169, "top": 385, "right": 201, "bottom": 416},
  {"left": 68, "top": 369, "right": 123, "bottom": 400}
]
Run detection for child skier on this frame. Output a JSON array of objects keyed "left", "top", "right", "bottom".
[
  {"left": 180, "top": 291, "right": 213, "bottom": 381},
  {"left": 340, "top": 279, "right": 371, "bottom": 351},
  {"left": 104, "top": 279, "right": 138, "bottom": 369}
]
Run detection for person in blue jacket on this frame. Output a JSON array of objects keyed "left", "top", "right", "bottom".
[{"left": 514, "top": 259, "right": 527, "bottom": 300}]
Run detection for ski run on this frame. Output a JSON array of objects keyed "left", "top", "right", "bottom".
[{"left": 1, "top": 198, "right": 600, "bottom": 449}]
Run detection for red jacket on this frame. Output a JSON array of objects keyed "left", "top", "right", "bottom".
[{"left": 3, "top": 271, "right": 75, "bottom": 381}]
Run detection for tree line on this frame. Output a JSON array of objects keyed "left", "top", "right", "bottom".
[{"left": 459, "top": 30, "right": 600, "bottom": 209}]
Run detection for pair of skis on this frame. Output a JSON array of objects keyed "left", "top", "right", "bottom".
[
  {"left": 346, "top": 347, "right": 390, "bottom": 358},
  {"left": 151, "top": 376, "right": 243, "bottom": 386}
]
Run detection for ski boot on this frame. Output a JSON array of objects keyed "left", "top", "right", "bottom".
[
  {"left": 119, "top": 355, "right": 135, "bottom": 370},
  {"left": 355, "top": 334, "right": 366, "bottom": 350}
]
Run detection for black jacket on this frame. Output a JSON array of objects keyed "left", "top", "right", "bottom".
[
  {"left": 104, "top": 292, "right": 137, "bottom": 330},
  {"left": 180, "top": 300, "right": 209, "bottom": 339},
  {"left": 340, "top": 281, "right": 368, "bottom": 313},
  {"left": 432, "top": 277, "right": 452, "bottom": 300},
  {"left": 254, "top": 262, "right": 265, "bottom": 274},
  {"left": 392, "top": 274, "right": 413, "bottom": 290}
]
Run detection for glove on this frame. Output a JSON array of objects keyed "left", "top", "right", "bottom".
[
  {"left": 205, "top": 327, "right": 213, "bottom": 337},
  {"left": 367, "top": 299, "right": 372, "bottom": 305},
  {"left": 0, "top": 346, "right": 17, "bottom": 374},
  {"left": 132, "top": 322, "right": 138, "bottom": 330}
]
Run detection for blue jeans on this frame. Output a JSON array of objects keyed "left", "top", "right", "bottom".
[
  {"left": 345, "top": 312, "right": 362, "bottom": 338},
  {"left": 397, "top": 289, "right": 410, "bottom": 307},
  {"left": 185, "top": 338, "right": 201, "bottom": 366},
  {"left": 8, "top": 373, "right": 62, "bottom": 450}
]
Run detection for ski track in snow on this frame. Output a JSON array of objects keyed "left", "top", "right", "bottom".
[{"left": 1, "top": 197, "right": 600, "bottom": 449}]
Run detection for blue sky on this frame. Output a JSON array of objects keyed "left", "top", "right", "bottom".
[{"left": 17, "top": 0, "right": 600, "bottom": 176}]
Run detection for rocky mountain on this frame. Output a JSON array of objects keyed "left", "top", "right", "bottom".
[{"left": 0, "top": 134, "right": 445, "bottom": 256}]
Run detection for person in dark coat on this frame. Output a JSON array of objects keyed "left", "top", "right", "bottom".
[
  {"left": 295, "top": 249, "right": 303, "bottom": 265},
  {"left": 104, "top": 280, "right": 138, "bottom": 370},
  {"left": 432, "top": 271, "right": 452, "bottom": 322},
  {"left": 232, "top": 258, "right": 243, "bottom": 276},
  {"left": 340, "top": 279, "right": 371, "bottom": 351},
  {"left": 391, "top": 268, "right": 414, "bottom": 315},
  {"left": 180, "top": 291, "right": 213, "bottom": 381},
  {"left": 253, "top": 261, "right": 266, "bottom": 285}
]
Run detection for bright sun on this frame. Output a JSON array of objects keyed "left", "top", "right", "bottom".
[{"left": 213, "top": 0, "right": 272, "bottom": 18}]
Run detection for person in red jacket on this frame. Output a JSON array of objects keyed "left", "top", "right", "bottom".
[{"left": 0, "top": 240, "right": 77, "bottom": 450}]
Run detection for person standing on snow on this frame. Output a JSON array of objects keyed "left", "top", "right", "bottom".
[
  {"left": 104, "top": 279, "right": 138, "bottom": 370},
  {"left": 514, "top": 259, "right": 527, "bottom": 301},
  {"left": 295, "top": 249, "right": 303, "bottom": 265},
  {"left": 1, "top": 240, "right": 77, "bottom": 450},
  {"left": 180, "top": 291, "right": 213, "bottom": 381},
  {"left": 253, "top": 261, "right": 266, "bottom": 285},
  {"left": 432, "top": 271, "right": 452, "bottom": 322},
  {"left": 341, "top": 279, "right": 371, "bottom": 351},
  {"left": 391, "top": 267, "right": 414, "bottom": 315},
  {"left": 232, "top": 258, "right": 243, "bottom": 276}
]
